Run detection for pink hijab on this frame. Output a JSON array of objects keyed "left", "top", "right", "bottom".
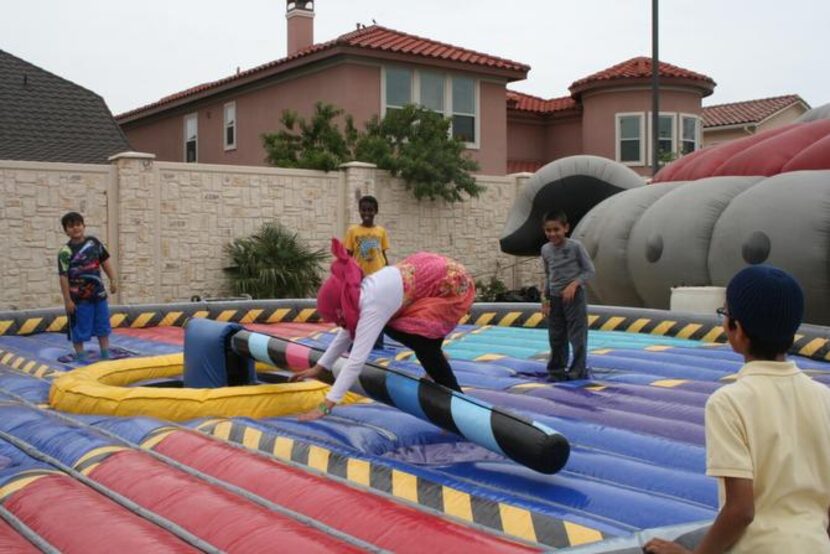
[{"left": 316, "top": 238, "right": 363, "bottom": 337}]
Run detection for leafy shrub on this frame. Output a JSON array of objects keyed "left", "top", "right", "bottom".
[
  {"left": 224, "top": 222, "right": 326, "bottom": 299},
  {"left": 355, "top": 105, "right": 483, "bottom": 202},
  {"left": 262, "top": 103, "right": 358, "bottom": 172},
  {"left": 475, "top": 275, "right": 509, "bottom": 302},
  {"left": 262, "top": 102, "right": 482, "bottom": 202}
]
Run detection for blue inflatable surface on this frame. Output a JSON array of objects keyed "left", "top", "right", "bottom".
[{"left": 1, "top": 318, "right": 828, "bottom": 549}]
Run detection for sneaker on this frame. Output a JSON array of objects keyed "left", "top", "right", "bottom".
[
  {"left": 58, "top": 351, "right": 87, "bottom": 363},
  {"left": 100, "top": 349, "right": 111, "bottom": 360},
  {"left": 546, "top": 371, "right": 568, "bottom": 383},
  {"left": 567, "top": 368, "right": 592, "bottom": 381}
]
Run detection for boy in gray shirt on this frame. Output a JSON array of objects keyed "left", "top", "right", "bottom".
[{"left": 540, "top": 210, "right": 595, "bottom": 381}]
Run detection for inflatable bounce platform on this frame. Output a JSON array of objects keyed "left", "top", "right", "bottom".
[{"left": 1, "top": 299, "right": 829, "bottom": 552}]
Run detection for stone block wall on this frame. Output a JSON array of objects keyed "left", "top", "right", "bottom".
[
  {"left": 0, "top": 160, "right": 113, "bottom": 309},
  {"left": 0, "top": 154, "right": 543, "bottom": 309}
]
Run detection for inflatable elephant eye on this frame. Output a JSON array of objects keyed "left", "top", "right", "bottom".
[
  {"left": 645, "top": 234, "right": 663, "bottom": 263},
  {"left": 742, "top": 231, "right": 771, "bottom": 265}
]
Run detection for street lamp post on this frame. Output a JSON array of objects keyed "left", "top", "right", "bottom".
[{"left": 651, "top": 0, "right": 660, "bottom": 177}]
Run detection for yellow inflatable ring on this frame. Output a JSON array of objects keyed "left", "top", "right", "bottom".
[{"left": 49, "top": 353, "right": 361, "bottom": 421}]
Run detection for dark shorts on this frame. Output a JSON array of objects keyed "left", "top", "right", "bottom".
[{"left": 71, "top": 299, "right": 111, "bottom": 343}]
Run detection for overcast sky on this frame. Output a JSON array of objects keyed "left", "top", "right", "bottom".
[{"left": 3, "top": 0, "right": 828, "bottom": 115}]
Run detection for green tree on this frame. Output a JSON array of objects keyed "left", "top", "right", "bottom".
[
  {"left": 224, "top": 222, "right": 326, "bottom": 299},
  {"left": 262, "top": 102, "right": 482, "bottom": 202},
  {"left": 261, "top": 102, "right": 358, "bottom": 172},
  {"left": 355, "top": 104, "right": 483, "bottom": 202}
]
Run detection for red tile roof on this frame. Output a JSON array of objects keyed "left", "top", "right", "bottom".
[
  {"left": 506, "top": 160, "right": 545, "bottom": 174},
  {"left": 117, "top": 25, "right": 529, "bottom": 121},
  {"left": 506, "top": 90, "right": 578, "bottom": 114},
  {"left": 341, "top": 25, "right": 528, "bottom": 72},
  {"left": 701, "top": 95, "right": 807, "bottom": 128},
  {"left": 569, "top": 57, "right": 715, "bottom": 96}
]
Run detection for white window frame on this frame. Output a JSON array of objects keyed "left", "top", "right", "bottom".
[
  {"left": 381, "top": 66, "right": 480, "bottom": 149},
  {"left": 184, "top": 113, "right": 198, "bottom": 163},
  {"left": 615, "top": 112, "right": 645, "bottom": 166},
  {"left": 223, "top": 102, "right": 237, "bottom": 151},
  {"left": 382, "top": 66, "right": 413, "bottom": 112},
  {"left": 646, "top": 112, "right": 678, "bottom": 165},
  {"left": 679, "top": 113, "right": 702, "bottom": 156},
  {"left": 448, "top": 75, "right": 478, "bottom": 148}
]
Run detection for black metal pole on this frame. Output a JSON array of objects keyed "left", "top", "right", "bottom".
[{"left": 651, "top": 0, "right": 660, "bottom": 177}]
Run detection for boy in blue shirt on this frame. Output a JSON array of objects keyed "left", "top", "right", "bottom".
[
  {"left": 57, "top": 212, "right": 117, "bottom": 362},
  {"left": 540, "top": 210, "right": 595, "bottom": 381}
]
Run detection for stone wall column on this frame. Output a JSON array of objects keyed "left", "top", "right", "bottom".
[{"left": 108, "top": 152, "right": 157, "bottom": 304}]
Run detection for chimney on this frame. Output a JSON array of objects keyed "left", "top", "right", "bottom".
[{"left": 286, "top": 1, "right": 314, "bottom": 56}]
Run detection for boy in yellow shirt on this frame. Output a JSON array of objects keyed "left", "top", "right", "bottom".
[
  {"left": 344, "top": 195, "right": 390, "bottom": 349},
  {"left": 646, "top": 265, "right": 830, "bottom": 553},
  {"left": 344, "top": 195, "right": 389, "bottom": 276}
]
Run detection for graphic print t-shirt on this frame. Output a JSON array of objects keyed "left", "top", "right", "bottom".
[
  {"left": 344, "top": 224, "right": 390, "bottom": 276},
  {"left": 57, "top": 236, "right": 110, "bottom": 302}
]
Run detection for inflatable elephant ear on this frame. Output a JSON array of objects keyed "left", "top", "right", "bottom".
[{"left": 500, "top": 156, "right": 644, "bottom": 256}]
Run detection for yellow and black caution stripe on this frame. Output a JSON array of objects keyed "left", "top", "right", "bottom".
[
  {"left": 0, "top": 469, "right": 61, "bottom": 502},
  {"left": 4, "top": 300, "right": 829, "bottom": 362},
  {"left": 792, "top": 334, "right": 830, "bottom": 361},
  {"left": 466, "top": 305, "right": 728, "bottom": 344},
  {"left": 194, "top": 419, "right": 605, "bottom": 549},
  {"left": 0, "top": 300, "right": 322, "bottom": 337},
  {"left": 73, "top": 446, "right": 129, "bottom": 476},
  {"left": 0, "top": 348, "right": 60, "bottom": 380}
]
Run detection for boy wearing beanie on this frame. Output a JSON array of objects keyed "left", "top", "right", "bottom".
[{"left": 646, "top": 265, "right": 830, "bottom": 553}]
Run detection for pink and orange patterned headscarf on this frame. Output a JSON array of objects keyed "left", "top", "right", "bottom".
[{"left": 316, "top": 238, "right": 363, "bottom": 337}]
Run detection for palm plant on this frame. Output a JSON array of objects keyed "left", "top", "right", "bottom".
[{"left": 224, "top": 222, "right": 326, "bottom": 299}]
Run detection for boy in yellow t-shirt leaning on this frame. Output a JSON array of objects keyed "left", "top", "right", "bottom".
[{"left": 344, "top": 195, "right": 390, "bottom": 348}]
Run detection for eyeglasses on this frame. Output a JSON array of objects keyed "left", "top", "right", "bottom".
[{"left": 716, "top": 307, "right": 729, "bottom": 322}]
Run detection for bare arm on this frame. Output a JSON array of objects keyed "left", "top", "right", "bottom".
[
  {"left": 101, "top": 258, "right": 117, "bottom": 294},
  {"left": 59, "top": 275, "right": 75, "bottom": 314},
  {"left": 645, "top": 477, "right": 755, "bottom": 554}
]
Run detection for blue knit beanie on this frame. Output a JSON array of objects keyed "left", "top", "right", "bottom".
[{"left": 726, "top": 265, "right": 804, "bottom": 341}]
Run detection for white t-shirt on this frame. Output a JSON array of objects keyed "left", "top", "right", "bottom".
[{"left": 318, "top": 265, "right": 404, "bottom": 402}]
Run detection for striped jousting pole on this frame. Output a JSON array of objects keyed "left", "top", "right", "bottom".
[{"left": 231, "top": 330, "right": 570, "bottom": 474}]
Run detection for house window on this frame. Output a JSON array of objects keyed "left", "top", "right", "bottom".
[
  {"left": 419, "top": 71, "right": 445, "bottom": 112},
  {"left": 680, "top": 115, "right": 700, "bottom": 155},
  {"left": 382, "top": 66, "right": 479, "bottom": 147},
  {"left": 616, "top": 113, "right": 644, "bottom": 164},
  {"left": 385, "top": 67, "right": 412, "bottom": 113},
  {"left": 224, "top": 102, "right": 236, "bottom": 150},
  {"left": 184, "top": 113, "right": 198, "bottom": 163},
  {"left": 658, "top": 114, "right": 675, "bottom": 160},
  {"left": 451, "top": 76, "right": 476, "bottom": 143}
]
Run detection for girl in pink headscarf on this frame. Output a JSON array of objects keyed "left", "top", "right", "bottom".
[{"left": 291, "top": 239, "right": 475, "bottom": 421}]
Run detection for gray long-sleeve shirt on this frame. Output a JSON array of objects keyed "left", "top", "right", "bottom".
[{"left": 541, "top": 238, "right": 595, "bottom": 297}]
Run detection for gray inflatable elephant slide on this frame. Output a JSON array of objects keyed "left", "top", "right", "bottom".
[{"left": 501, "top": 103, "right": 830, "bottom": 325}]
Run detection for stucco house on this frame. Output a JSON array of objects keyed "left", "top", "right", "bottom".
[
  {"left": 506, "top": 58, "right": 715, "bottom": 175},
  {"left": 701, "top": 94, "right": 810, "bottom": 148},
  {"left": 0, "top": 49, "right": 130, "bottom": 164},
  {"left": 117, "top": 1, "right": 721, "bottom": 177},
  {"left": 117, "top": 1, "right": 528, "bottom": 175}
]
